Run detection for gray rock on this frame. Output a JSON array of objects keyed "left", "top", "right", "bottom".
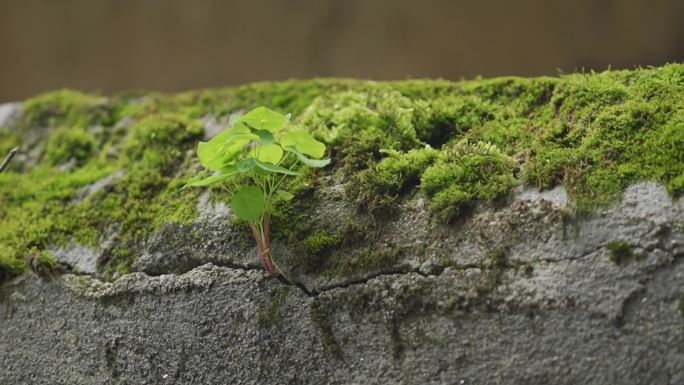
[
  {"left": 50, "top": 244, "right": 99, "bottom": 274},
  {"left": 0, "top": 102, "right": 21, "bottom": 130},
  {"left": 73, "top": 169, "right": 126, "bottom": 202},
  {"left": 514, "top": 184, "right": 568, "bottom": 207},
  {"left": 2, "top": 182, "right": 684, "bottom": 384}
]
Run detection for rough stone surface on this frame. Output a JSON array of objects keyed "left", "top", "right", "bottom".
[
  {"left": 514, "top": 185, "right": 568, "bottom": 208},
  {"left": 0, "top": 102, "right": 21, "bottom": 130},
  {"left": 2, "top": 182, "right": 684, "bottom": 384},
  {"left": 50, "top": 244, "right": 99, "bottom": 275}
]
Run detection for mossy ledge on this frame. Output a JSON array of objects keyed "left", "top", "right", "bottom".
[{"left": 1, "top": 64, "right": 684, "bottom": 282}]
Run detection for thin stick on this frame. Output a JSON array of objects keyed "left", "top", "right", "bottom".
[{"left": 0, "top": 147, "right": 18, "bottom": 173}]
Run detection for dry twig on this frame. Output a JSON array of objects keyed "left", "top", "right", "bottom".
[{"left": 0, "top": 147, "right": 18, "bottom": 173}]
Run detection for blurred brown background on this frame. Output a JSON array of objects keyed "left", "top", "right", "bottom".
[{"left": 1, "top": 0, "right": 683, "bottom": 102}]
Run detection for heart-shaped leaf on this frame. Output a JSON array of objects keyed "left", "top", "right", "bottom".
[
  {"left": 281, "top": 130, "right": 326, "bottom": 158},
  {"left": 238, "top": 107, "right": 288, "bottom": 133},
  {"left": 198, "top": 125, "right": 257, "bottom": 170},
  {"left": 250, "top": 144, "right": 283, "bottom": 164},
  {"left": 254, "top": 129, "right": 275, "bottom": 145},
  {"left": 230, "top": 186, "right": 265, "bottom": 221}
]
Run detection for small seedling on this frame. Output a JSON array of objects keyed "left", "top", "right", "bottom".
[{"left": 184, "top": 107, "right": 330, "bottom": 276}]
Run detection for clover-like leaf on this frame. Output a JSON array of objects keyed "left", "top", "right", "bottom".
[
  {"left": 285, "top": 146, "right": 331, "bottom": 168},
  {"left": 226, "top": 123, "right": 260, "bottom": 143},
  {"left": 198, "top": 125, "right": 257, "bottom": 170},
  {"left": 197, "top": 131, "right": 231, "bottom": 171},
  {"left": 250, "top": 144, "right": 283, "bottom": 164},
  {"left": 230, "top": 186, "right": 265, "bottom": 221},
  {"left": 254, "top": 129, "right": 275, "bottom": 145},
  {"left": 238, "top": 107, "right": 288, "bottom": 133},
  {"left": 281, "top": 130, "right": 326, "bottom": 158}
]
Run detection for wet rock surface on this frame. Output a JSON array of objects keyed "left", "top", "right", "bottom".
[{"left": 2, "top": 183, "right": 684, "bottom": 384}]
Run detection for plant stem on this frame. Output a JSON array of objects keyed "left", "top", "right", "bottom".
[{"left": 249, "top": 220, "right": 276, "bottom": 277}]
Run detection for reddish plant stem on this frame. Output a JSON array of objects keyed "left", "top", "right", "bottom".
[
  {"left": 249, "top": 221, "right": 276, "bottom": 277},
  {"left": 249, "top": 223, "right": 267, "bottom": 271},
  {"left": 262, "top": 213, "right": 276, "bottom": 276}
]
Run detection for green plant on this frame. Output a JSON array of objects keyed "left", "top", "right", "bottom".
[{"left": 184, "top": 106, "right": 330, "bottom": 276}]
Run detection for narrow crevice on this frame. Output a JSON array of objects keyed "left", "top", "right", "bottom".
[{"left": 305, "top": 265, "right": 446, "bottom": 297}]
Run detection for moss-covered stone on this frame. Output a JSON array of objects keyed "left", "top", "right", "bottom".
[
  {"left": 309, "top": 297, "right": 342, "bottom": 357},
  {"left": 22, "top": 89, "right": 113, "bottom": 128},
  {"left": 1, "top": 63, "right": 684, "bottom": 283},
  {"left": 258, "top": 286, "right": 292, "bottom": 331}
]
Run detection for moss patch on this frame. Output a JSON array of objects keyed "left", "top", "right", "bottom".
[
  {"left": 347, "top": 147, "right": 439, "bottom": 216},
  {"left": 343, "top": 64, "right": 684, "bottom": 219},
  {"left": 421, "top": 141, "right": 517, "bottom": 223},
  {"left": 606, "top": 240, "right": 634, "bottom": 264},
  {"left": 45, "top": 126, "right": 96, "bottom": 165}
]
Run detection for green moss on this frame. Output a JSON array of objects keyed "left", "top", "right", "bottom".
[
  {"left": 0, "top": 162, "right": 115, "bottom": 279},
  {"left": 606, "top": 240, "right": 634, "bottom": 264},
  {"left": 347, "top": 147, "right": 439, "bottom": 216},
  {"left": 27, "top": 249, "right": 62, "bottom": 277},
  {"left": 0, "top": 129, "right": 19, "bottom": 157},
  {"left": 489, "top": 248, "right": 508, "bottom": 269},
  {"left": 421, "top": 141, "right": 517, "bottom": 223},
  {"left": 344, "top": 64, "right": 684, "bottom": 219},
  {"left": 44, "top": 126, "right": 96, "bottom": 165},
  {"left": 330, "top": 245, "right": 403, "bottom": 277},
  {"left": 22, "top": 89, "right": 113, "bottom": 128},
  {"left": 299, "top": 89, "right": 423, "bottom": 173},
  {"left": 301, "top": 230, "right": 342, "bottom": 273}
]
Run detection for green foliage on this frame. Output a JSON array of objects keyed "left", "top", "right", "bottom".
[{"left": 185, "top": 106, "right": 330, "bottom": 275}]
